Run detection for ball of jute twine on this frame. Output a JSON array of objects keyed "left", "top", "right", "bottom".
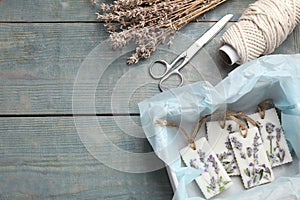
[{"left": 221, "top": 0, "right": 300, "bottom": 64}]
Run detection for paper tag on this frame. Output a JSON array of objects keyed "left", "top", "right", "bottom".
[
  {"left": 229, "top": 127, "right": 274, "bottom": 189},
  {"left": 248, "top": 108, "right": 293, "bottom": 167},
  {"left": 180, "top": 138, "right": 233, "bottom": 199},
  {"left": 207, "top": 121, "right": 240, "bottom": 176}
]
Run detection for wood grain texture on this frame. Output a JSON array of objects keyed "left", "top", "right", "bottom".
[
  {"left": 1, "top": 23, "right": 299, "bottom": 115},
  {"left": 0, "top": 22, "right": 224, "bottom": 115},
  {"left": 0, "top": 0, "right": 97, "bottom": 22},
  {"left": 0, "top": 116, "right": 173, "bottom": 199},
  {"left": 0, "top": 0, "right": 255, "bottom": 22}
]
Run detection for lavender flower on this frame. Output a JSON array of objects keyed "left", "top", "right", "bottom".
[
  {"left": 269, "top": 153, "right": 275, "bottom": 160},
  {"left": 263, "top": 174, "right": 270, "bottom": 180},
  {"left": 214, "top": 163, "right": 220, "bottom": 174},
  {"left": 253, "top": 132, "right": 261, "bottom": 147},
  {"left": 208, "top": 154, "right": 220, "bottom": 174},
  {"left": 260, "top": 164, "right": 266, "bottom": 169},
  {"left": 209, "top": 176, "right": 217, "bottom": 190},
  {"left": 253, "top": 147, "right": 259, "bottom": 155},
  {"left": 247, "top": 147, "right": 252, "bottom": 158},
  {"left": 276, "top": 141, "right": 280, "bottom": 149},
  {"left": 255, "top": 168, "right": 260, "bottom": 174},
  {"left": 209, "top": 184, "right": 216, "bottom": 190},
  {"left": 278, "top": 148, "right": 285, "bottom": 162},
  {"left": 225, "top": 140, "right": 232, "bottom": 150},
  {"left": 252, "top": 134, "right": 261, "bottom": 165},
  {"left": 268, "top": 152, "right": 279, "bottom": 164},
  {"left": 217, "top": 152, "right": 229, "bottom": 165},
  {"left": 240, "top": 152, "right": 246, "bottom": 159},
  {"left": 279, "top": 148, "right": 284, "bottom": 153},
  {"left": 247, "top": 180, "right": 252, "bottom": 188},
  {"left": 204, "top": 162, "right": 209, "bottom": 173},
  {"left": 276, "top": 128, "right": 281, "bottom": 142},
  {"left": 231, "top": 136, "right": 237, "bottom": 143},
  {"left": 254, "top": 132, "right": 260, "bottom": 139},
  {"left": 208, "top": 154, "right": 213, "bottom": 162},
  {"left": 227, "top": 124, "right": 235, "bottom": 134},
  {"left": 218, "top": 151, "right": 236, "bottom": 174},
  {"left": 231, "top": 137, "right": 243, "bottom": 150},
  {"left": 197, "top": 149, "right": 206, "bottom": 163},
  {"left": 266, "top": 122, "right": 275, "bottom": 134}
]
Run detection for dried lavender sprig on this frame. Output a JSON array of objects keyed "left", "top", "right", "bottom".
[
  {"left": 97, "top": 0, "right": 228, "bottom": 64},
  {"left": 99, "top": 0, "right": 226, "bottom": 30}
]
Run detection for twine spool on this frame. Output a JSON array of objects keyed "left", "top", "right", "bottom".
[{"left": 219, "top": 0, "right": 300, "bottom": 65}]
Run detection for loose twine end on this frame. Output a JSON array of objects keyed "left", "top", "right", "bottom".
[
  {"left": 155, "top": 120, "right": 179, "bottom": 128},
  {"left": 188, "top": 139, "right": 197, "bottom": 150},
  {"left": 226, "top": 113, "right": 249, "bottom": 138},
  {"left": 155, "top": 120, "right": 198, "bottom": 150},
  {"left": 239, "top": 125, "right": 248, "bottom": 138},
  {"left": 155, "top": 120, "right": 166, "bottom": 126},
  {"left": 258, "top": 99, "right": 274, "bottom": 119}
]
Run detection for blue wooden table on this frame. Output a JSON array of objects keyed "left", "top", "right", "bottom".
[{"left": 0, "top": 0, "right": 299, "bottom": 199}]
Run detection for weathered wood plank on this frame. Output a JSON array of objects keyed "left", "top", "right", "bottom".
[
  {"left": 0, "top": 0, "right": 97, "bottom": 22},
  {"left": 1, "top": 23, "right": 299, "bottom": 115},
  {"left": 0, "top": 0, "right": 255, "bottom": 22},
  {"left": 0, "top": 116, "right": 173, "bottom": 199},
  {"left": 0, "top": 23, "right": 103, "bottom": 114},
  {"left": 198, "top": 0, "right": 256, "bottom": 21},
  {"left": 0, "top": 22, "right": 223, "bottom": 114}
]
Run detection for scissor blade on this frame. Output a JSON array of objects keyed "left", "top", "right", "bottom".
[{"left": 194, "top": 14, "right": 233, "bottom": 50}]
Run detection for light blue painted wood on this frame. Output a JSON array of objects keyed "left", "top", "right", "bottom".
[
  {"left": 0, "top": 116, "right": 173, "bottom": 199},
  {"left": 0, "top": 0, "right": 255, "bottom": 22}
]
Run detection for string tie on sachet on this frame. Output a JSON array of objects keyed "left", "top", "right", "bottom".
[
  {"left": 155, "top": 111, "right": 260, "bottom": 149},
  {"left": 225, "top": 113, "right": 248, "bottom": 138},
  {"left": 155, "top": 120, "right": 197, "bottom": 150},
  {"left": 257, "top": 99, "right": 275, "bottom": 119},
  {"left": 226, "top": 111, "right": 262, "bottom": 138}
]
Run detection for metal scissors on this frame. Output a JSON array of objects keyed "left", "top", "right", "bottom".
[{"left": 149, "top": 14, "right": 233, "bottom": 91}]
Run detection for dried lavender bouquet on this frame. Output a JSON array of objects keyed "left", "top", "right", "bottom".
[{"left": 97, "top": 0, "right": 228, "bottom": 64}]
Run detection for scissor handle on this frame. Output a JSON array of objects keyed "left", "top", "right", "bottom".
[
  {"left": 158, "top": 70, "right": 184, "bottom": 92},
  {"left": 149, "top": 60, "right": 172, "bottom": 79}
]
